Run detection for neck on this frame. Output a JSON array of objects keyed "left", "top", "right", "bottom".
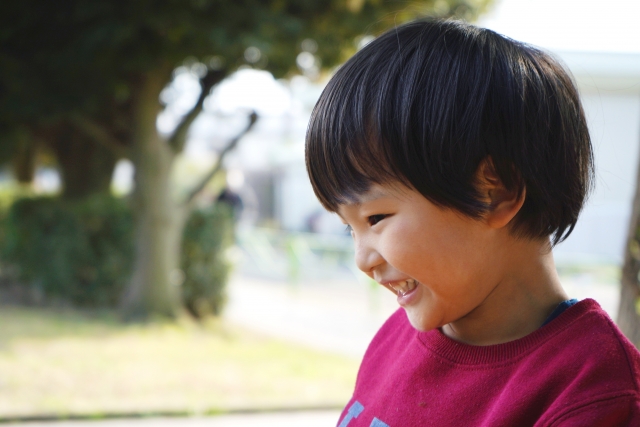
[{"left": 442, "top": 237, "right": 567, "bottom": 346}]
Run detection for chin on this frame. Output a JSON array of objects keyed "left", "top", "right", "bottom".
[{"left": 404, "top": 310, "right": 435, "bottom": 332}]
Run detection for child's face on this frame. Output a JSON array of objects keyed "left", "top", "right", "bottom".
[{"left": 337, "top": 182, "right": 507, "bottom": 332}]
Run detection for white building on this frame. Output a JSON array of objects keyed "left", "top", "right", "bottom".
[
  {"left": 552, "top": 51, "right": 640, "bottom": 264},
  {"left": 262, "top": 51, "right": 640, "bottom": 265},
  {"left": 171, "top": 45, "right": 640, "bottom": 267}
]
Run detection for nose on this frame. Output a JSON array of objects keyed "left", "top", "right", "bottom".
[{"left": 354, "top": 235, "right": 384, "bottom": 274}]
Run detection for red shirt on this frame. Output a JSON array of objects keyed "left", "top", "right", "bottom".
[{"left": 338, "top": 299, "right": 640, "bottom": 427}]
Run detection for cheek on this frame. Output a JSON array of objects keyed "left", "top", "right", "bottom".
[
  {"left": 381, "top": 222, "right": 438, "bottom": 272},
  {"left": 384, "top": 216, "right": 483, "bottom": 281}
]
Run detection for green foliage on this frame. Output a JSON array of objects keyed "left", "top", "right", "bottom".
[
  {"left": 1, "top": 195, "right": 236, "bottom": 315},
  {"left": 181, "top": 203, "right": 235, "bottom": 318},
  {"left": 0, "top": 0, "right": 493, "bottom": 317},
  {"left": 0, "top": 0, "right": 492, "bottom": 129},
  {"left": 1, "top": 195, "right": 134, "bottom": 306}
]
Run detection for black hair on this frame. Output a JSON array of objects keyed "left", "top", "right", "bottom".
[{"left": 305, "top": 19, "right": 594, "bottom": 245}]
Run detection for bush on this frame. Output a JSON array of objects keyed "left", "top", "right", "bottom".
[
  {"left": 1, "top": 195, "right": 134, "bottom": 307},
  {"left": 181, "top": 203, "right": 235, "bottom": 318},
  {"left": 1, "top": 194, "right": 235, "bottom": 315}
]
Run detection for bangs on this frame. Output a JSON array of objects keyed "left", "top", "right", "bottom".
[
  {"left": 305, "top": 18, "right": 593, "bottom": 245},
  {"left": 305, "top": 19, "right": 489, "bottom": 215},
  {"left": 304, "top": 62, "right": 409, "bottom": 212}
]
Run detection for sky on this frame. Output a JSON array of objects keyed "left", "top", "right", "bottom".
[{"left": 478, "top": 0, "right": 640, "bottom": 53}]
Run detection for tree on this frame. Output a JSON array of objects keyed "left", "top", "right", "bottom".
[
  {"left": 0, "top": 1, "right": 122, "bottom": 198},
  {"left": 618, "top": 146, "right": 640, "bottom": 348},
  {"left": 0, "top": 0, "right": 492, "bottom": 318}
]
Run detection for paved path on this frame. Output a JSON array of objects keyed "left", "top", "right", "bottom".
[
  {"left": 224, "top": 273, "right": 620, "bottom": 358},
  {"left": 225, "top": 275, "right": 398, "bottom": 358},
  {"left": 1, "top": 411, "right": 342, "bottom": 427}
]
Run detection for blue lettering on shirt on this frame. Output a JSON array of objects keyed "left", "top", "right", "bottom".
[
  {"left": 369, "top": 418, "right": 390, "bottom": 427},
  {"left": 338, "top": 401, "right": 364, "bottom": 427}
]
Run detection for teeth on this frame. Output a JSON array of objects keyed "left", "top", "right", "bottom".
[{"left": 391, "top": 279, "right": 417, "bottom": 296}]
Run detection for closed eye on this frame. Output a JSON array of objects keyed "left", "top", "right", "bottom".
[
  {"left": 368, "top": 214, "right": 388, "bottom": 226},
  {"left": 342, "top": 214, "right": 388, "bottom": 236}
]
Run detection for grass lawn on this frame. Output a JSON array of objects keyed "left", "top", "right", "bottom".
[{"left": 0, "top": 306, "right": 358, "bottom": 419}]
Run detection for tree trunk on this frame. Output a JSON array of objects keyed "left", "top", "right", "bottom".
[
  {"left": 617, "top": 142, "right": 640, "bottom": 348},
  {"left": 12, "top": 134, "right": 37, "bottom": 184},
  {"left": 49, "top": 125, "right": 118, "bottom": 199},
  {"left": 120, "top": 70, "right": 185, "bottom": 319}
]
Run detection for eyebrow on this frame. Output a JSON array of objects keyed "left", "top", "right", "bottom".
[
  {"left": 355, "top": 188, "right": 389, "bottom": 205},
  {"left": 335, "top": 190, "right": 388, "bottom": 221},
  {"left": 335, "top": 186, "right": 399, "bottom": 220},
  {"left": 340, "top": 188, "right": 390, "bottom": 210}
]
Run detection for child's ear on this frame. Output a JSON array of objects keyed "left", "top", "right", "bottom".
[{"left": 476, "top": 157, "right": 526, "bottom": 229}]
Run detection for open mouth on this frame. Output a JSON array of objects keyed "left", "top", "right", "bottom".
[{"left": 389, "top": 279, "right": 418, "bottom": 297}]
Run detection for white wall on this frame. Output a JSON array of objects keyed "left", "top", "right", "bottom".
[
  {"left": 553, "top": 52, "right": 640, "bottom": 264},
  {"left": 554, "top": 93, "right": 640, "bottom": 263},
  {"left": 246, "top": 53, "right": 640, "bottom": 265}
]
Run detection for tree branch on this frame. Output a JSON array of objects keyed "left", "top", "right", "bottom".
[
  {"left": 67, "top": 113, "right": 130, "bottom": 158},
  {"left": 183, "top": 111, "right": 258, "bottom": 206},
  {"left": 168, "top": 69, "right": 227, "bottom": 154}
]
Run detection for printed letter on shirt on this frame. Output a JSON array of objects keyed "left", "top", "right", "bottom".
[
  {"left": 369, "top": 418, "right": 390, "bottom": 427},
  {"left": 338, "top": 401, "right": 364, "bottom": 427}
]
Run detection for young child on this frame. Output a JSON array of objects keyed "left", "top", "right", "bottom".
[{"left": 305, "top": 19, "right": 640, "bottom": 426}]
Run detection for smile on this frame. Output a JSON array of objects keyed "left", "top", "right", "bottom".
[{"left": 390, "top": 279, "right": 418, "bottom": 296}]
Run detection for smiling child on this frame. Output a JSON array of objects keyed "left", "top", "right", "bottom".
[{"left": 305, "top": 19, "right": 640, "bottom": 427}]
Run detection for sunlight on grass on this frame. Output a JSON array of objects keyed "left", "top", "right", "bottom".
[{"left": 0, "top": 307, "right": 358, "bottom": 418}]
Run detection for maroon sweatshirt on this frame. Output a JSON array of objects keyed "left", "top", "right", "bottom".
[{"left": 338, "top": 299, "right": 640, "bottom": 427}]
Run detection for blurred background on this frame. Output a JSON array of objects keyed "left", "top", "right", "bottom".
[{"left": 0, "top": 0, "right": 639, "bottom": 424}]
